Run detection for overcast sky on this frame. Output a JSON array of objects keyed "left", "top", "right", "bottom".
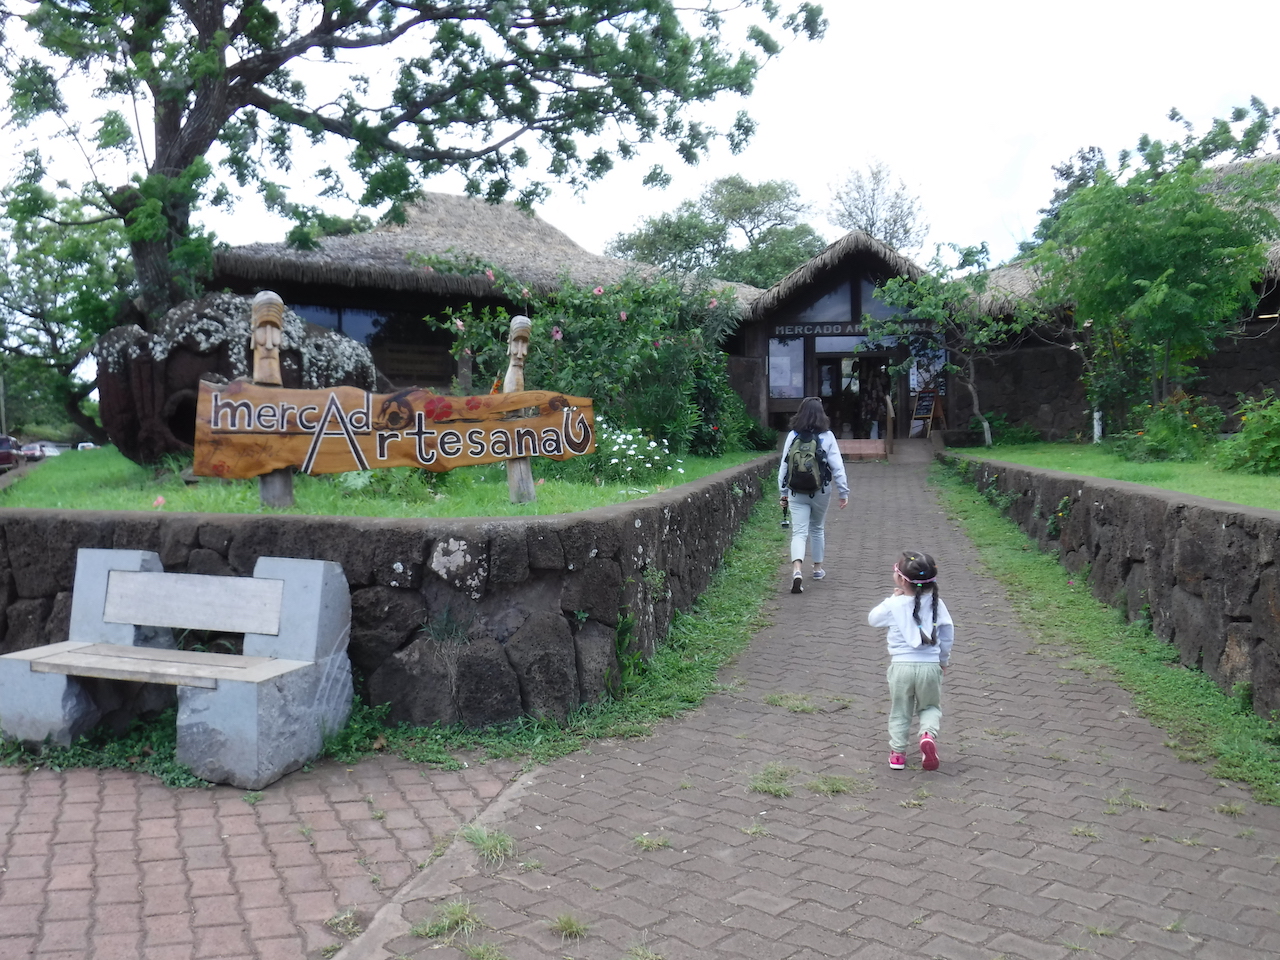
[{"left": 13, "top": 2, "right": 1280, "bottom": 272}]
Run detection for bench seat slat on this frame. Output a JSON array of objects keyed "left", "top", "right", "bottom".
[
  {"left": 104, "top": 571, "right": 284, "bottom": 636},
  {"left": 21, "top": 643, "right": 311, "bottom": 688}
]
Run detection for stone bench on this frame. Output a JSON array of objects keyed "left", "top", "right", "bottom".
[{"left": 0, "top": 548, "right": 352, "bottom": 789}]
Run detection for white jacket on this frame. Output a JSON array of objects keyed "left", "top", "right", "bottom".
[
  {"left": 777, "top": 430, "right": 849, "bottom": 499},
  {"left": 868, "top": 593, "right": 955, "bottom": 665}
]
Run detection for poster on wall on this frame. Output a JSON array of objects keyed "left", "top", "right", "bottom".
[{"left": 194, "top": 380, "right": 595, "bottom": 480}]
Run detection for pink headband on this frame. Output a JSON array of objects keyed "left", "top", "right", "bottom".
[{"left": 894, "top": 563, "right": 936, "bottom": 584}]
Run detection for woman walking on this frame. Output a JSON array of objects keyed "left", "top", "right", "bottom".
[{"left": 778, "top": 397, "right": 849, "bottom": 594}]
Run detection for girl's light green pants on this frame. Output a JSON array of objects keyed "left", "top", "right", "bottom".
[{"left": 886, "top": 662, "right": 943, "bottom": 753}]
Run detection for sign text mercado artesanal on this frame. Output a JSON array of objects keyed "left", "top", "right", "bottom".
[{"left": 194, "top": 381, "right": 595, "bottom": 480}]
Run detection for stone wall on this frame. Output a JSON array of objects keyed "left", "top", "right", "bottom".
[
  {"left": 0, "top": 457, "right": 772, "bottom": 728},
  {"left": 943, "top": 454, "right": 1280, "bottom": 719}
]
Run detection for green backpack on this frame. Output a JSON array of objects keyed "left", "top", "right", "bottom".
[{"left": 786, "top": 432, "right": 831, "bottom": 495}]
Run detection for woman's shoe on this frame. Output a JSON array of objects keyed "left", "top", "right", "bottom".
[
  {"left": 791, "top": 573, "right": 804, "bottom": 594},
  {"left": 812, "top": 569, "right": 826, "bottom": 580}
]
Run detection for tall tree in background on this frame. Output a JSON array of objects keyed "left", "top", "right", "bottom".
[
  {"left": 828, "top": 161, "right": 929, "bottom": 254},
  {"left": 607, "top": 175, "right": 827, "bottom": 287},
  {"left": 2, "top": 0, "right": 826, "bottom": 323},
  {"left": 0, "top": 173, "right": 132, "bottom": 441},
  {"left": 1031, "top": 100, "right": 1280, "bottom": 417}
]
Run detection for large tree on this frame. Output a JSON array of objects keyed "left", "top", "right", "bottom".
[
  {"left": 828, "top": 160, "right": 929, "bottom": 254},
  {"left": 0, "top": 171, "right": 131, "bottom": 441},
  {"left": 607, "top": 174, "right": 827, "bottom": 287},
  {"left": 1030, "top": 100, "right": 1280, "bottom": 414},
  {"left": 2, "top": 0, "right": 826, "bottom": 323}
]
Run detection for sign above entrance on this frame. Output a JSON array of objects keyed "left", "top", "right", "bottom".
[
  {"left": 194, "top": 381, "right": 595, "bottom": 480},
  {"left": 772, "top": 322, "right": 859, "bottom": 338}
]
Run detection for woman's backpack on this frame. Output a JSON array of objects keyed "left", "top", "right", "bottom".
[{"left": 785, "top": 432, "right": 831, "bottom": 494}]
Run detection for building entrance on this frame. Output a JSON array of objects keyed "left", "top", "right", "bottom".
[{"left": 815, "top": 356, "right": 894, "bottom": 440}]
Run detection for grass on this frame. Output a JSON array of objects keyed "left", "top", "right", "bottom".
[
  {"left": 411, "top": 899, "right": 484, "bottom": 940},
  {"left": 548, "top": 914, "right": 588, "bottom": 940},
  {"left": 741, "top": 820, "right": 770, "bottom": 837},
  {"left": 324, "top": 907, "right": 363, "bottom": 940},
  {"left": 458, "top": 943, "right": 508, "bottom": 960},
  {"left": 935, "top": 462, "right": 1280, "bottom": 804},
  {"left": 748, "top": 762, "right": 798, "bottom": 797},
  {"left": 956, "top": 441, "right": 1280, "bottom": 511},
  {"left": 805, "top": 775, "right": 856, "bottom": 796},
  {"left": 0, "top": 445, "right": 763, "bottom": 517},
  {"left": 3, "top": 484, "right": 780, "bottom": 783},
  {"left": 762, "top": 692, "right": 817, "bottom": 713},
  {"left": 459, "top": 824, "right": 515, "bottom": 865},
  {"left": 632, "top": 834, "right": 670, "bottom": 851}
]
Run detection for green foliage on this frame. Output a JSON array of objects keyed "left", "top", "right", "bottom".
[
  {"left": 1216, "top": 390, "right": 1280, "bottom": 474},
  {"left": 869, "top": 244, "right": 1044, "bottom": 446},
  {"left": 427, "top": 270, "right": 772, "bottom": 456},
  {"left": 1045, "top": 496, "right": 1071, "bottom": 540},
  {"left": 1111, "top": 393, "right": 1224, "bottom": 462},
  {"left": 0, "top": 444, "right": 761, "bottom": 516},
  {"left": 1029, "top": 101, "right": 1280, "bottom": 415},
  {"left": 968, "top": 412, "right": 1041, "bottom": 445},
  {"left": 608, "top": 175, "right": 827, "bottom": 287},
  {"left": 7, "top": 0, "right": 826, "bottom": 317},
  {"left": 534, "top": 418, "right": 685, "bottom": 486},
  {"left": 936, "top": 461, "right": 1280, "bottom": 804}
]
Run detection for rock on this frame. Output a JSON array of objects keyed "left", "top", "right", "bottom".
[
  {"left": 350, "top": 586, "right": 426, "bottom": 678},
  {"left": 505, "top": 611, "right": 578, "bottom": 722},
  {"left": 367, "top": 634, "right": 458, "bottom": 727},
  {"left": 574, "top": 620, "right": 619, "bottom": 705}
]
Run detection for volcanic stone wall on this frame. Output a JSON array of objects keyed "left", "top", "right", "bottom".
[
  {"left": 0, "top": 457, "right": 772, "bottom": 729},
  {"left": 944, "top": 454, "right": 1280, "bottom": 718}
]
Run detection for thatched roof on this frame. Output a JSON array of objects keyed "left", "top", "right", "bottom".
[
  {"left": 214, "top": 192, "right": 762, "bottom": 310},
  {"left": 749, "top": 230, "right": 925, "bottom": 321}
]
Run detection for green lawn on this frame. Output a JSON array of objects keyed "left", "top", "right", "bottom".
[
  {"left": 0, "top": 446, "right": 767, "bottom": 518},
  {"left": 956, "top": 443, "right": 1280, "bottom": 512}
]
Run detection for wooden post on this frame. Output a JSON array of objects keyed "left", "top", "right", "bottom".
[
  {"left": 503, "top": 315, "right": 536, "bottom": 504},
  {"left": 252, "top": 291, "right": 295, "bottom": 508}
]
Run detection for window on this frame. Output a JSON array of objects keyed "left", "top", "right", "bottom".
[{"left": 768, "top": 338, "right": 805, "bottom": 398}]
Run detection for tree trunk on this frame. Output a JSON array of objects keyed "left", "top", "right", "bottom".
[
  {"left": 962, "top": 371, "right": 992, "bottom": 447},
  {"left": 112, "top": 184, "right": 194, "bottom": 325},
  {"left": 62, "top": 387, "right": 107, "bottom": 445}
]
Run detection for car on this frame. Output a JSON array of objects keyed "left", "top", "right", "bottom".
[
  {"left": 76, "top": 441, "right": 98, "bottom": 451},
  {"left": 21, "top": 443, "right": 44, "bottom": 461},
  {"left": 0, "top": 436, "right": 23, "bottom": 471}
]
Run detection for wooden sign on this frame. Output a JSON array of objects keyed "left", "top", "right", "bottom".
[{"left": 194, "top": 380, "right": 595, "bottom": 480}]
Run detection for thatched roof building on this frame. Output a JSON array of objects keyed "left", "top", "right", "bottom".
[{"left": 214, "top": 191, "right": 761, "bottom": 308}]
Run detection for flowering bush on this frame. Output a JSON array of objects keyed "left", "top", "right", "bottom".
[
  {"left": 422, "top": 263, "right": 771, "bottom": 456},
  {"left": 1216, "top": 389, "right": 1280, "bottom": 474},
  {"left": 1110, "top": 392, "right": 1223, "bottom": 462},
  {"left": 535, "top": 417, "right": 684, "bottom": 484}
]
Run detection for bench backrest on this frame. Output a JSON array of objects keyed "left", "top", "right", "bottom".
[{"left": 70, "top": 549, "right": 350, "bottom": 663}]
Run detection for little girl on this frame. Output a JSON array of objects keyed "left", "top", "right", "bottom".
[{"left": 868, "top": 551, "right": 954, "bottom": 771}]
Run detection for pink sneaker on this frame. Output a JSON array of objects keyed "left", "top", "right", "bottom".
[
  {"left": 920, "top": 732, "right": 939, "bottom": 771},
  {"left": 888, "top": 752, "right": 906, "bottom": 770}
]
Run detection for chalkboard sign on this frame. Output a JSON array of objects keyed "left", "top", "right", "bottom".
[{"left": 911, "top": 390, "right": 944, "bottom": 437}]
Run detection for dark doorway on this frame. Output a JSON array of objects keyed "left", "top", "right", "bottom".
[{"left": 815, "top": 356, "right": 894, "bottom": 439}]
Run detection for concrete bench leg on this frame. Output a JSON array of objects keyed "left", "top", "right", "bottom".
[
  {"left": 175, "top": 652, "right": 352, "bottom": 790},
  {"left": 0, "top": 658, "right": 101, "bottom": 746}
]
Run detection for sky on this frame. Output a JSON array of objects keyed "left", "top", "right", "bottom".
[{"left": 9, "top": 1, "right": 1280, "bottom": 271}]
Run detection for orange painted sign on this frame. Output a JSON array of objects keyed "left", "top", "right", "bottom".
[{"left": 194, "top": 380, "right": 595, "bottom": 479}]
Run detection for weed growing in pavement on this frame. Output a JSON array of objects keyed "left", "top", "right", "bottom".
[
  {"left": 624, "top": 946, "right": 665, "bottom": 960},
  {"left": 633, "top": 834, "right": 671, "bottom": 851},
  {"left": 1215, "top": 801, "right": 1246, "bottom": 817},
  {"left": 1140, "top": 835, "right": 1157, "bottom": 842},
  {"left": 458, "top": 943, "right": 509, "bottom": 960},
  {"left": 900, "top": 798, "right": 925, "bottom": 809},
  {"left": 1237, "top": 828, "right": 1256, "bottom": 838},
  {"left": 325, "top": 907, "right": 363, "bottom": 940},
  {"left": 983, "top": 728, "right": 1019, "bottom": 739},
  {"left": 1175, "top": 836, "right": 1203, "bottom": 846},
  {"left": 320, "top": 946, "right": 341, "bottom": 959},
  {"left": 748, "top": 763, "right": 798, "bottom": 797},
  {"left": 934, "top": 463, "right": 1280, "bottom": 805},
  {"left": 762, "top": 692, "right": 817, "bottom": 713},
  {"left": 741, "top": 820, "right": 770, "bottom": 838},
  {"left": 1104, "top": 787, "right": 1149, "bottom": 813},
  {"left": 549, "top": 914, "right": 589, "bottom": 940},
  {"left": 460, "top": 824, "right": 515, "bottom": 865},
  {"left": 805, "top": 775, "right": 856, "bottom": 796},
  {"left": 412, "top": 899, "right": 484, "bottom": 940},
  {"left": 1163, "top": 918, "right": 1185, "bottom": 932},
  {"left": 1085, "top": 925, "right": 1116, "bottom": 937},
  {"left": 517, "top": 859, "right": 542, "bottom": 872},
  {"left": 1070, "top": 825, "right": 1099, "bottom": 839},
  {"left": 241, "top": 791, "right": 263, "bottom": 805}
]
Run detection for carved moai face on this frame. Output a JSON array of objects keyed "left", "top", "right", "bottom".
[{"left": 508, "top": 315, "right": 532, "bottom": 361}]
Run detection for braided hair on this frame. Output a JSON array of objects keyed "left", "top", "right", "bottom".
[{"left": 896, "top": 551, "right": 941, "bottom": 645}]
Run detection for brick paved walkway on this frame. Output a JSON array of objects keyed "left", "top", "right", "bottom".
[{"left": 6, "top": 449, "right": 1280, "bottom": 959}]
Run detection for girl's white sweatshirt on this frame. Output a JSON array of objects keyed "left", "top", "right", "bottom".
[{"left": 868, "top": 593, "right": 955, "bottom": 666}]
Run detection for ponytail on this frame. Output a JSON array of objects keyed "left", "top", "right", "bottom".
[{"left": 898, "top": 551, "right": 940, "bottom": 645}]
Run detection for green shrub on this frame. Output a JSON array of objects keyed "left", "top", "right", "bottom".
[
  {"left": 533, "top": 417, "right": 685, "bottom": 485},
  {"left": 1216, "top": 389, "right": 1280, "bottom": 473},
  {"left": 1111, "top": 392, "right": 1223, "bottom": 462},
  {"left": 970, "top": 412, "right": 1042, "bottom": 445}
]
